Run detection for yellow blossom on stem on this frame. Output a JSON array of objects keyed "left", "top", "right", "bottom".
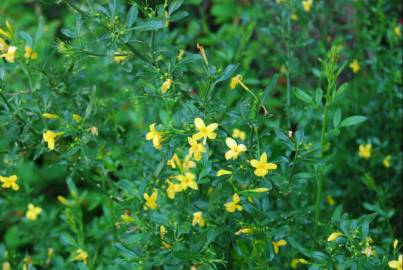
[
  {"left": 0, "top": 175, "right": 19, "bottom": 191},
  {"left": 1, "top": 46, "right": 17, "bottom": 63},
  {"left": 394, "top": 26, "right": 401, "bottom": 37},
  {"left": 161, "top": 78, "right": 173, "bottom": 94},
  {"left": 177, "top": 49, "right": 185, "bottom": 61},
  {"left": 302, "top": 0, "right": 313, "bottom": 12},
  {"left": 182, "top": 155, "right": 196, "bottom": 172},
  {"left": 42, "top": 113, "right": 59, "bottom": 119},
  {"left": 160, "top": 225, "right": 167, "bottom": 239},
  {"left": 121, "top": 211, "right": 134, "bottom": 223},
  {"left": 326, "top": 195, "right": 335, "bottom": 206},
  {"left": 192, "top": 211, "right": 205, "bottom": 227},
  {"left": 327, "top": 231, "right": 343, "bottom": 241},
  {"left": 235, "top": 227, "right": 253, "bottom": 235},
  {"left": 272, "top": 239, "right": 287, "bottom": 254},
  {"left": 26, "top": 203, "right": 42, "bottom": 221},
  {"left": 23, "top": 46, "right": 38, "bottom": 60},
  {"left": 2, "top": 262, "right": 11, "bottom": 270},
  {"left": 358, "top": 144, "right": 372, "bottom": 159},
  {"left": 167, "top": 153, "right": 181, "bottom": 169},
  {"left": 143, "top": 191, "right": 158, "bottom": 210},
  {"left": 247, "top": 187, "right": 269, "bottom": 193},
  {"left": 196, "top": 43, "right": 208, "bottom": 65},
  {"left": 166, "top": 179, "right": 183, "bottom": 199},
  {"left": 188, "top": 136, "right": 206, "bottom": 161},
  {"left": 394, "top": 239, "right": 399, "bottom": 250},
  {"left": 250, "top": 152, "right": 277, "bottom": 177},
  {"left": 383, "top": 155, "right": 392, "bottom": 168},
  {"left": 113, "top": 52, "right": 127, "bottom": 63},
  {"left": 216, "top": 169, "right": 232, "bottom": 177},
  {"left": 388, "top": 255, "right": 402, "bottom": 270},
  {"left": 176, "top": 172, "right": 198, "bottom": 191},
  {"left": 145, "top": 123, "right": 162, "bottom": 150},
  {"left": 224, "top": 193, "right": 243, "bottom": 213},
  {"left": 193, "top": 117, "right": 218, "bottom": 142},
  {"left": 73, "top": 249, "right": 88, "bottom": 263},
  {"left": 349, "top": 59, "right": 360, "bottom": 73},
  {"left": 57, "top": 195, "right": 69, "bottom": 205},
  {"left": 232, "top": 128, "right": 246, "bottom": 141},
  {"left": 0, "top": 38, "right": 8, "bottom": 52},
  {"left": 43, "top": 130, "right": 63, "bottom": 151},
  {"left": 230, "top": 74, "right": 243, "bottom": 89},
  {"left": 225, "top": 137, "right": 247, "bottom": 160},
  {"left": 72, "top": 114, "right": 82, "bottom": 122}
]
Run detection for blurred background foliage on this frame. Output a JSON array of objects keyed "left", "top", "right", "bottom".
[{"left": 0, "top": 0, "right": 402, "bottom": 269}]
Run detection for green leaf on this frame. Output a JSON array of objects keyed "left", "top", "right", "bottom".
[
  {"left": 211, "top": 63, "right": 239, "bottom": 88},
  {"left": 294, "top": 89, "right": 313, "bottom": 104},
  {"left": 315, "top": 88, "right": 323, "bottom": 105},
  {"left": 35, "top": 16, "right": 45, "bottom": 44},
  {"left": 260, "top": 74, "right": 279, "bottom": 107},
  {"left": 169, "top": 0, "right": 184, "bottom": 15},
  {"left": 339, "top": 115, "right": 366, "bottom": 127},
  {"left": 20, "top": 31, "right": 33, "bottom": 47},
  {"left": 333, "top": 108, "right": 341, "bottom": 128},
  {"left": 126, "top": 5, "right": 138, "bottom": 27},
  {"left": 132, "top": 20, "right": 165, "bottom": 31}
]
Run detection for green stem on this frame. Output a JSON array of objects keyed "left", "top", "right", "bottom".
[
  {"left": 314, "top": 99, "right": 328, "bottom": 236},
  {"left": 286, "top": 1, "right": 292, "bottom": 129}
]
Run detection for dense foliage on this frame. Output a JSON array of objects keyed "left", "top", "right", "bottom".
[{"left": 0, "top": 0, "right": 402, "bottom": 269}]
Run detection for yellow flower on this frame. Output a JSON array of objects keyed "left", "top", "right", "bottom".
[
  {"left": 182, "top": 155, "right": 196, "bottom": 172},
  {"left": 247, "top": 188, "right": 269, "bottom": 193},
  {"left": 230, "top": 74, "right": 243, "bottom": 89},
  {"left": 2, "top": 262, "right": 11, "bottom": 270},
  {"left": 73, "top": 249, "right": 88, "bottom": 262},
  {"left": 388, "top": 255, "right": 402, "bottom": 270},
  {"left": 0, "top": 175, "right": 19, "bottom": 191},
  {"left": 232, "top": 128, "right": 246, "bottom": 141},
  {"left": 349, "top": 59, "right": 360, "bottom": 73},
  {"left": 358, "top": 144, "right": 372, "bottom": 159},
  {"left": 143, "top": 191, "right": 158, "bottom": 210},
  {"left": 383, "top": 155, "right": 392, "bottom": 168},
  {"left": 326, "top": 195, "right": 335, "bottom": 206},
  {"left": 302, "top": 0, "right": 313, "bottom": 12},
  {"left": 57, "top": 195, "right": 69, "bottom": 205},
  {"left": 1, "top": 46, "right": 17, "bottom": 63},
  {"left": 235, "top": 227, "right": 253, "bottom": 235},
  {"left": 26, "top": 203, "right": 42, "bottom": 220},
  {"left": 145, "top": 123, "right": 162, "bottom": 150},
  {"left": 327, "top": 231, "right": 343, "bottom": 241},
  {"left": 0, "top": 38, "right": 8, "bottom": 52},
  {"left": 197, "top": 43, "right": 208, "bottom": 65},
  {"left": 224, "top": 193, "right": 243, "bottom": 213},
  {"left": 72, "top": 114, "right": 82, "bottom": 122},
  {"left": 394, "top": 26, "right": 401, "bottom": 37},
  {"left": 193, "top": 117, "right": 218, "bottom": 142},
  {"left": 43, "top": 130, "right": 63, "bottom": 151},
  {"left": 225, "top": 137, "right": 247, "bottom": 160},
  {"left": 167, "top": 153, "right": 180, "bottom": 169},
  {"left": 192, "top": 211, "right": 205, "bottom": 227},
  {"left": 42, "top": 113, "right": 59, "bottom": 119},
  {"left": 159, "top": 225, "right": 167, "bottom": 239},
  {"left": 188, "top": 136, "right": 206, "bottom": 161},
  {"left": 272, "top": 239, "right": 287, "bottom": 254},
  {"left": 161, "top": 78, "right": 173, "bottom": 94},
  {"left": 23, "top": 46, "right": 37, "bottom": 60},
  {"left": 291, "top": 258, "right": 309, "bottom": 268},
  {"left": 291, "top": 13, "right": 298, "bottom": 21},
  {"left": 89, "top": 126, "right": 98, "bottom": 136},
  {"left": 176, "top": 172, "right": 198, "bottom": 191},
  {"left": 121, "top": 211, "right": 134, "bottom": 223},
  {"left": 166, "top": 179, "right": 183, "bottom": 199},
  {"left": 250, "top": 152, "right": 277, "bottom": 177},
  {"left": 113, "top": 52, "right": 127, "bottom": 63},
  {"left": 216, "top": 169, "right": 232, "bottom": 177},
  {"left": 362, "top": 245, "right": 373, "bottom": 257},
  {"left": 177, "top": 49, "right": 185, "bottom": 61},
  {"left": 394, "top": 239, "right": 399, "bottom": 250}
]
